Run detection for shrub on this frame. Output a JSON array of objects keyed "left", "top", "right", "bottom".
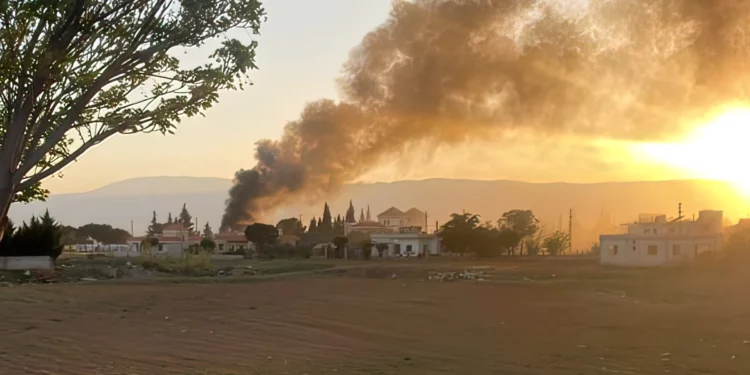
[
  {"left": 200, "top": 238, "right": 216, "bottom": 252},
  {"left": 140, "top": 253, "right": 214, "bottom": 276},
  {"left": 0, "top": 211, "right": 64, "bottom": 259}
]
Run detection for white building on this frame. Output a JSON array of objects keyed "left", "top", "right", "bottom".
[
  {"left": 600, "top": 210, "right": 723, "bottom": 267},
  {"left": 127, "top": 222, "right": 201, "bottom": 257},
  {"left": 370, "top": 227, "right": 441, "bottom": 258}
]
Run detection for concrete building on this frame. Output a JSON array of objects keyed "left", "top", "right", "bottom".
[
  {"left": 127, "top": 222, "right": 201, "bottom": 257},
  {"left": 370, "top": 226, "right": 440, "bottom": 258},
  {"left": 600, "top": 210, "right": 724, "bottom": 267},
  {"left": 214, "top": 232, "right": 250, "bottom": 253}
]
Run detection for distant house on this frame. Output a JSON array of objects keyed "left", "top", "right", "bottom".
[
  {"left": 371, "top": 226, "right": 440, "bottom": 258},
  {"left": 600, "top": 210, "right": 724, "bottom": 267},
  {"left": 127, "top": 222, "right": 201, "bottom": 257},
  {"left": 340, "top": 206, "right": 440, "bottom": 257},
  {"left": 214, "top": 232, "right": 250, "bottom": 253}
]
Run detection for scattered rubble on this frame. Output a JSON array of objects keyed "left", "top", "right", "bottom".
[{"left": 428, "top": 270, "right": 488, "bottom": 282}]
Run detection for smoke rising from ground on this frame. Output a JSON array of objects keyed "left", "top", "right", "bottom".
[{"left": 220, "top": 0, "right": 750, "bottom": 231}]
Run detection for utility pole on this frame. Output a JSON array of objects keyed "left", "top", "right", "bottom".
[
  {"left": 424, "top": 211, "right": 428, "bottom": 233},
  {"left": 131, "top": 220, "right": 134, "bottom": 237},
  {"left": 568, "top": 209, "right": 573, "bottom": 253},
  {"left": 678, "top": 202, "right": 682, "bottom": 218}
]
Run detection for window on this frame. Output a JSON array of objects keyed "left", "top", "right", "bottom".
[
  {"left": 394, "top": 244, "right": 401, "bottom": 255},
  {"left": 610, "top": 245, "right": 619, "bottom": 255},
  {"left": 672, "top": 245, "right": 681, "bottom": 256},
  {"left": 219, "top": 244, "right": 224, "bottom": 251},
  {"left": 644, "top": 228, "right": 650, "bottom": 234},
  {"left": 647, "top": 245, "right": 658, "bottom": 256},
  {"left": 406, "top": 245, "right": 413, "bottom": 253}
]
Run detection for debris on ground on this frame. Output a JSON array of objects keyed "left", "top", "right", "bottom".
[{"left": 428, "top": 270, "right": 488, "bottom": 282}]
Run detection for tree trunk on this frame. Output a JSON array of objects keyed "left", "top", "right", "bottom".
[{"left": 0, "top": 173, "right": 16, "bottom": 243}]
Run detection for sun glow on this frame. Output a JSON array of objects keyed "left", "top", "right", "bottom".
[{"left": 636, "top": 108, "right": 750, "bottom": 195}]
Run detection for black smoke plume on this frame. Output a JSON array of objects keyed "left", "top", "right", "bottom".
[{"left": 220, "top": 0, "right": 750, "bottom": 232}]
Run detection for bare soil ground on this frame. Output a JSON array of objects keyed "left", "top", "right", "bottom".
[{"left": 2, "top": 257, "right": 750, "bottom": 375}]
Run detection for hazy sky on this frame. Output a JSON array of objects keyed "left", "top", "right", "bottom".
[
  {"left": 44, "top": 0, "right": 394, "bottom": 194},
  {"left": 40, "top": 0, "right": 705, "bottom": 195}
]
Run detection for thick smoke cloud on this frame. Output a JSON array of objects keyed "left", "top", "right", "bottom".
[{"left": 220, "top": 0, "right": 750, "bottom": 231}]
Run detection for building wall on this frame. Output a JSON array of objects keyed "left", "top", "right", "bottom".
[
  {"left": 600, "top": 235, "right": 722, "bottom": 267},
  {"left": 379, "top": 215, "right": 407, "bottom": 228},
  {"left": 370, "top": 234, "right": 440, "bottom": 257},
  {"left": 0, "top": 256, "right": 54, "bottom": 270}
]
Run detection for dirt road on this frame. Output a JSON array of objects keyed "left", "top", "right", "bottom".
[{"left": 1, "top": 261, "right": 749, "bottom": 374}]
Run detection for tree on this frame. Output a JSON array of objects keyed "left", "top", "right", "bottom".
[
  {"left": 317, "top": 217, "right": 322, "bottom": 229},
  {"left": 544, "top": 231, "right": 571, "bottom": 256},
  {"left": 333, "top": 236, "right": 348, "bottom": 259},
  {"left": 346, "top": 231, "right": 371, "bottom": 250},
  {"left": 362, "top": 239, "right": 373, "bottom": 260},
  {"left": 1, "top": 212, "right": 63, "bottom": 259},
  {"left": 360, "top": 208, "right": 365, "bottom": 223},
  {"left": 147, "top": 211, "right": 162, "bottom": 236},
  {"left": 309, "top": 217, "right": 317, "bottom": 233},
  {"left": 321, "top": 202, "right": 333, "bottom": 232},
  {"left": 439, "top": 212, "right": 481, "bottom": 256},
  {"left": 333, "top": 214, "right": 344, "bottom": 235},
  {"left": 499, "top": 210, "right": 539, "bottom": 256},
  {"left": 178, "top": 203, "right": 193, "bottom": 230},
  {"left": 167, "top": 213, "right": 173, "bottom": 224},
  {"left": 496, "top": 229, "right": 522, "bottom": 257},
  {"left": 345, "top": 200, "right": 356, "bottom": 223},
  {"left": 375, "top": 243, "right": 388, "bottom": 258},
  {"left": 203, "top": 222, "right": 214, "bottom": 238},
  {"left": 276, "top": 218, "right": 304, "bottom": 236},
  {"left": 77, "top": 223, "right": 131, "bottom": 244},
  {"left": 60, "top": 225, "right": 78, "bottom": 245},
  {"left": 0, "top": 0, "right": 266, "bottom": 242},
  {"left": 244, "top": 223, "right": 278, "bottom": 252},
  {"left": 200, "top": 237, "right": 216, "bottom": 252}
]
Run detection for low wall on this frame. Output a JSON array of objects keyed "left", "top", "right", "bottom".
[{"left": 0, "top": 256, "right": 54, "bottom": 270}]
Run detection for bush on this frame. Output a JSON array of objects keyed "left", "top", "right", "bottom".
[
  {"left": 0, "top": 211, "right": 64, "bottom": 259},
  {"left": 140, "top": 253, "right": 214, "bottom": 276},
  {"left": 200, "top": 238, "right": 216, "bottom": 252}
]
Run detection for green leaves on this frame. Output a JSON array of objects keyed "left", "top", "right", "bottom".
[{"left": 0, "top": 0, "right": 266, "bottom": 201}]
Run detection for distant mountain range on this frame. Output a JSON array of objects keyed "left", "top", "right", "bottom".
[{"left": 9, "top": 176, "right": 749, "bottom": 241}]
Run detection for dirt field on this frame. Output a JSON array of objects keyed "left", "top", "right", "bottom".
[{"left": 2, "top": 257, "right": 750, "bottom": 375}]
